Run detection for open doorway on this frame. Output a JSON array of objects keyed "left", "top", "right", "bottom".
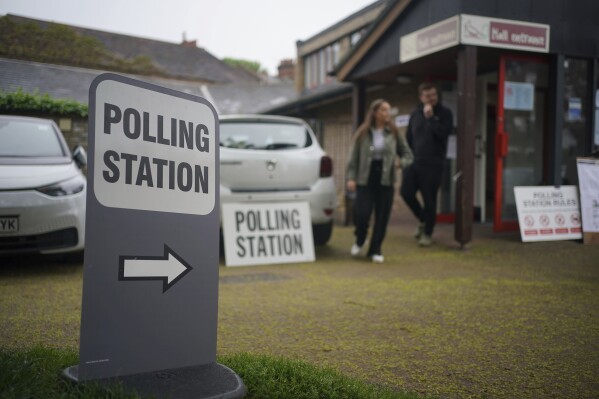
[{"left": 475, "top": 72, "right": 497, "bottom": 223}]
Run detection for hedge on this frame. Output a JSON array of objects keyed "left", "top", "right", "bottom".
[{"left": 0, "top": 89, "right": 88, "bottom": 117}]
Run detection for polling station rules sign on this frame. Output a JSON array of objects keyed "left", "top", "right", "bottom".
[
  {"left": 222, "top": 202, "right": 315, "bottom": 267},
  {"left": 514, "top": 186, "right": 582, "bottom": 242}
]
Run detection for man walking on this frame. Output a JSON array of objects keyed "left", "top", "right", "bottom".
[{"left": 400, "top": 82, "right": 453, "bottom": 246}]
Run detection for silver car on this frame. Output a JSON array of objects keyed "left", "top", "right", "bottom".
[
  {"left": 0, "top": 115, "right": 87, "bottom": 255},
  {"left": 219, "top": 115, "right": 336, "bottom": 245}
]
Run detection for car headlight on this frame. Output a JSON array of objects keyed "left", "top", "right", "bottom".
[{"left": 37, "top": 175, "right": 86, "bottom": 197}]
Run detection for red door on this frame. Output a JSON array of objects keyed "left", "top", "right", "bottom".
[{"left": 494, "top": 54, "right": 548, "bottom": 232}]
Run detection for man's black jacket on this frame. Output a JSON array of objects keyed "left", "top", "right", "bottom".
[{"left": 406, "top": 103, "right": 453, "bottom": 166}]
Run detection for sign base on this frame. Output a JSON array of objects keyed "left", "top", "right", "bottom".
[{"left": 62, "top": 363, "right": 246, "bottom": 399}]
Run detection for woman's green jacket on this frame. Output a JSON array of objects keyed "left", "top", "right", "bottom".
[{"left": 346, "top": 127, "right": 413, "bottom": 187}]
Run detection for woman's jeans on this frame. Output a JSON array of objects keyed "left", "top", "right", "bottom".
[{"left": 354, "top": 160, "right": 394, "bottom": 256}]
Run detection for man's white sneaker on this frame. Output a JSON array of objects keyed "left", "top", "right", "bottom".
[
  {"left": 418, "top": 234, "right": 433, "bottom": 247},
  {"left": 414, "top": 223, "right": 425, "bottom": 240},
  {"left": 372, "top": 254, "right": 384, "bottom": 263}
]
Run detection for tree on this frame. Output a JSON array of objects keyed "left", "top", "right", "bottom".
[{"left": 222, "top": 57, "right": 267, "bottom": 75}]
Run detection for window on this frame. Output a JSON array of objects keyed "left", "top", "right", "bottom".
[
  {"left": 0, "top": 119, "right": 65, "bottom": 158},
  {"left": 318, "top": 49, "right": 326, "bottom": 85},
  {"left": 350, "top": 31, "right": 362, "bottom": 47},
  {"left": 561, "top": 58, "right": 590, "bottom": 185},
  {"left": 332, "top": 42, "right": 340, "bottom": 66},
  {"left": 220, "top": 122, "right": 312, "bottom": 150},
  {"left": 303, "top": 52, "right": 321, "bottom": 89},
  {"left": 304, "top": 56, "right": 312, "bottom": 89},
  {"left": 350, "top": 27, "right": 367, "bottom": 48}
]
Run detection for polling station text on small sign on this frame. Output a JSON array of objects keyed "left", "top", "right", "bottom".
[
  {"left": 222, "top": 202, "right": 315, "bottom": 267},
  {"left": 93, "top": 79, "right": 216, "bottom": 215},
  {"left": 514, "top": 186, "right": 582, "bottom": 242}
]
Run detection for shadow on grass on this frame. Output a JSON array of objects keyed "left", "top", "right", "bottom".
[{"left": 0, "top": 252, "right": 83, "bottom": 278}]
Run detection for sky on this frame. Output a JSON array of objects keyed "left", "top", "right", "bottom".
[{"left": 0, "top": 0, "right": 377, "bottom": 75}]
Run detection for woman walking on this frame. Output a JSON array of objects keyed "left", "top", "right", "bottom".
[{"left": 346, "top": 99, "right": 412, "bottom": 263}]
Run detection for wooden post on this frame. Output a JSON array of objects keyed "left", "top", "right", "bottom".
[
  {"left": 455, "top": 45, "right": 477, "bottom": 248},
  {"left": 548, "top": 53, "right": 565, "bottom": 186}
]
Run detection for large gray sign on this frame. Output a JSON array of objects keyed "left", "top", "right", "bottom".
[{"left": 78, "top": 73, "right": 219, "bottom": 380}]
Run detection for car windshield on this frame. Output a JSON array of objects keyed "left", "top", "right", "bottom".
[
  {"left": 220, "top": 122, "right": 312, "bottom": 150},
  {"left": 0, "top": 119, "right": 65, "bottom": 157}
]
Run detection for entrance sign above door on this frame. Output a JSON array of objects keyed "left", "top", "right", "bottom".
[
  {"left": 461, "top": 14, "right": 550, "bottom": 52},
  {"left": 400, "top": 14, "right": 550, "bottom": 63},
  {"left": 400, "top": 16, "right": 460, "bottom": 63}
]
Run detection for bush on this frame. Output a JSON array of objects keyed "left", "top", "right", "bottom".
[{"left": 0, "top": 89, "right": 88, "bottom": 117}]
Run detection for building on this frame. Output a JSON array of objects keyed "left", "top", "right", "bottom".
[
  {"left": 2, "top": 14, "right": 262, "bottom": 84},
  {"left": 0, "top": 15, "right": 296, "bottom": 151},
  {"left": 267, "top": 0, "right": 599, "bottom": 244},
  {"left": 277, "top": 59, "right": 296, "bottom": 81},
  {"left": 295, "top": 0, "right": 388, "bottom": 93},
  {"left": 267, "top": 1, "right": 391, "bottom": 223}
]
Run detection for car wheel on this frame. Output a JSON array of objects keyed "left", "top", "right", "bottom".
[{"left": 312, "top": 221, "right": 333, "bottom": 246}]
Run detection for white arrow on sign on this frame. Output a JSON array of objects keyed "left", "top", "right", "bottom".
[{"left": 118, "top": 245, "right": 193, "bottom": 292}]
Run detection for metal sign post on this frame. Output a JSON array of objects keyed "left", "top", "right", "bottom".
[{"left": 64, "top": 73, "right": 245, "bottom": 398}]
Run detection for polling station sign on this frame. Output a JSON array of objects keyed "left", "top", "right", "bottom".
[
  {"left": 93, "top": 78, "right": 215, "bottom": 215},
  {"left": 76, "top": 74, "right": 221, "bottom": 381},
  {"left": 222, "top": 202, "right": 315, "bottom": 267},
  {"left": 514, "top": 186, "right": 582, "bottom": 242}
]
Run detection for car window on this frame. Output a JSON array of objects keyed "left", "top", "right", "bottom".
[
  {"left": 0, "top": 119, "right": 66, "bottom": 157},
  {"left": 220, "top": 122, "right": 312, "bottom": 150}
]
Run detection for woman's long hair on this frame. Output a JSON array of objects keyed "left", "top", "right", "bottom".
[{"left": 352, "top": 99, "right": 399, "bottom": 142}]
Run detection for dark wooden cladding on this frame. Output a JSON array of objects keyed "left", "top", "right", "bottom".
[{"left": 348, "top": 0, "right": 598, "bottom": 81}]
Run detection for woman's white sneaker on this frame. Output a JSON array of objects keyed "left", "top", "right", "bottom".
[
  {"left": 351, "top": 240, "right": 367, "bottom": 256},
  {"left": 372, "top": 254, "right": 384, "bottom": 263}
]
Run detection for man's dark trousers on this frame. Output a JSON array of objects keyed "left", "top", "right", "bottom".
[{"left": 400, "top": 162, "right": 444, "bottom": 236}]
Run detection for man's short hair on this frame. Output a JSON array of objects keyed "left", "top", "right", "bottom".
[{"left": 418, "top": 82, "right": 437, "bottom": 95}]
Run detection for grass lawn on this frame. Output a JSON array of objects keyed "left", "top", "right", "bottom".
[
  {"left": 0, "top": 346, "right": 422, "bottom": 399},
  {"left": 1, "top": 222, "right": 599, "bottom": 398}
]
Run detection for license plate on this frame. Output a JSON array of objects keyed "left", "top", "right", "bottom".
[{"left": 0, "top": 216, "right": 19, "bottom": 233}]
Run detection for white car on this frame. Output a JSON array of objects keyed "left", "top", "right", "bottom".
[
  {"left": 0, "top": 115, "right": 87, "bottom": 255},
  {"left": 219, "top": 115, "right": 336, "bottom": 245}
]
